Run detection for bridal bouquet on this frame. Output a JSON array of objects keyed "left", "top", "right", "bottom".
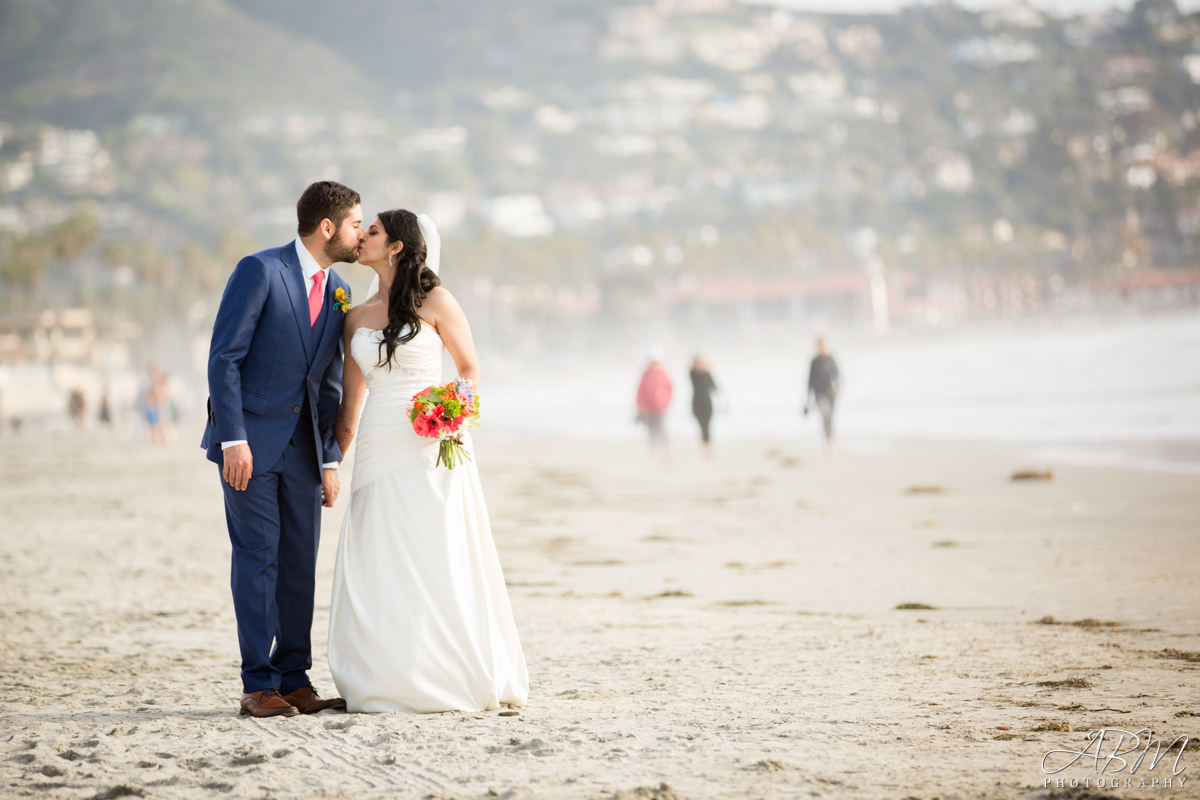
[{"left": 408, "top": 378, "right": 481, "bottom": 469}]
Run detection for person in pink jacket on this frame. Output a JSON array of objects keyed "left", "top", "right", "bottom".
[{"left": 636, "top": 348, "right": 673, "bottom": 450}]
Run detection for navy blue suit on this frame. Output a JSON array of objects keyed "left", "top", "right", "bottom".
[{"left": 202, "top": 241, "right": 349, "bottom": 693}]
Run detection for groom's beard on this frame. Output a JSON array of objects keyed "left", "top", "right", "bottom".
[{"left": 324, "top": 236, "right": 359, "bottom": 264}]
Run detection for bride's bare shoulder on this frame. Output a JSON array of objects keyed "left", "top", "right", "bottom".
[
  {"left": 423, "top": 285, "right": 461, "bottom": 312},
  {"left": 422, "top": 286, "right": 465, "bottom": 328}
]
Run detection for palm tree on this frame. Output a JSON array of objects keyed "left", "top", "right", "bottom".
[{"left": 0, "top": 233, "right": 50, "bottom": 311}]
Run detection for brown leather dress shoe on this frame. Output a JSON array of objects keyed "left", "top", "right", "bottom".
[
  {"left": 240, "top": 689, "right": 300, "bottom": 718},
  {"left": 281, "top": 685, "right": 347, "bottom": 713}
]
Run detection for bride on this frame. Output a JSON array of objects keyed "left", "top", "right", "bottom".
[{"left": 327, "top": 209, "right": 528, "bottom": 713}]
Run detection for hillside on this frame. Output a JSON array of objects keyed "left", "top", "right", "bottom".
[
  {"left": 0, "top": 0, "right": 373, "bottom": 127},
  {"left": 1, "top": 0, "right": 1199, "bottom": 334}
]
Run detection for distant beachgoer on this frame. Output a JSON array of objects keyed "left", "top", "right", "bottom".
[
  {"left": 689, "top": 355, "right": 719, "bottom": 456},
  {"left": 636, "top": 349, "right": 672, "bottom": 450},
  {"left": 98, "top": 389, "right": 112, "bottom": 428},
  {"left": 142, "top": 364, "right": 171, "bottom": 445},
  {"left": 68, "top": 389, "right": 86, "bottom": 430},
  {"left": 804, "top": 337, "right": 840, "bottom": 453}
]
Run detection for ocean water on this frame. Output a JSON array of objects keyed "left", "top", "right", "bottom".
[{"left": 481, "top": 311, "right": 1200, "bottom": 473}]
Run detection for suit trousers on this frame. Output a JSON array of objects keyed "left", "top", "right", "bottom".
[{"left": 221, "top": 404, "right": 322, "bottom": 693}]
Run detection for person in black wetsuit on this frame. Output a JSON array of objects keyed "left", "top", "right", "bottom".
[
  {"left": 804, "top": 337, "right": 840, "bottom": 453},
  {"left": 689, "top": 355, "right": 718, "bottom": 456}
]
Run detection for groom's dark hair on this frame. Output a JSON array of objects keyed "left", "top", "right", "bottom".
[{"left": 296, "top": 181, "right": 361, "bottom": 236}]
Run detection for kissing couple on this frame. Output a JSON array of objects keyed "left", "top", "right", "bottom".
[{"left": 202, "top": 181, "right": 529, "bottom": 717}]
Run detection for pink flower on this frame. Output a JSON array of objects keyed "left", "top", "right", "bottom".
[{"left": 412, "top": 413, "right": 436, "bottom": 438}]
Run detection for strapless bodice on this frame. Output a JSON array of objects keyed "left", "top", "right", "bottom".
[
  {"left": 349, "top": 324, "right": 453, "bottom": 492},
  {"left": 350, "top": 325, "right": 443, "bottom": 393}
]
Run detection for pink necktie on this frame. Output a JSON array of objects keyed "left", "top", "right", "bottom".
[{"left": 308, "top": 271, "right": 324, "bottom": 327}]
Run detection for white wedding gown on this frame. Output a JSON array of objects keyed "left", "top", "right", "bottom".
[{"left": 328, "top": 325, "right": 529, "bottom": 713}]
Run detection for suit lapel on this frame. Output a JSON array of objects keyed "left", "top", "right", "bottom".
[{"left": 280, "top": 243, "right": 314, "bottom": 363}]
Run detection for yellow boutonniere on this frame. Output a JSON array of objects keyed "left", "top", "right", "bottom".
[{"left": 334, "top": 286, "right": 351, "bottom": 313}]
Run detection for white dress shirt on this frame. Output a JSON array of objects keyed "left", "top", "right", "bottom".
[{"left": 222, "top": 238, "right": 338, "bottom": 469}]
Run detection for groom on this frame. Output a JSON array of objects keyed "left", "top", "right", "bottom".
[{"left": 202, "top": 181, "right": 361, "bottom": 717}]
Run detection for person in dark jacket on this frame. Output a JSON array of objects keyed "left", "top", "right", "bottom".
[
  {"left": 689, "top": 355, "right": 718, "bottom": 457},
  {"left": 804, "top": 337, "right": 840, "bottom": 452}
]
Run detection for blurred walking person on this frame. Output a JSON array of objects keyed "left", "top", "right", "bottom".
[
  {"left": 689, "top": 355, "right": 719, "bottom": 457},
  {"left": 68, "top": 388, "right": 87, "bottom": 431},
  {"left": 636, "top": 348, "right": 672, "bottom": 452},
  {"left": 98, "top": 387, "right": 112, "bottom": 429},
  {"left": 141, "top": 363, "right": 171, "bottom": 445},
  {"left": 804, "top": 337, "right": 840, "bottom": 454}
]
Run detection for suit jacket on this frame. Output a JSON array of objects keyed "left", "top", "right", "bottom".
[{"left": 201, "top": 242, "right": 348, "bottom": 475}]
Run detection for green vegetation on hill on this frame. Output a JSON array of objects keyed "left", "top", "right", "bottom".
[
  {"left": 0, "top": 0, "right": 374, "bottom": 127},
  {"left": 1, "top": 0, "right": 1198, "bottom": 330}
]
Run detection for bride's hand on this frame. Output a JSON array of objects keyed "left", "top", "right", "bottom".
[{"left": 321, "top": 468, "right": 340, "bottom": 507}]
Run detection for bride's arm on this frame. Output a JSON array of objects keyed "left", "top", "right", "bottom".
[
  {"left": 335, "top": 324, "right": 367, "bottom": 453},
  {"left": 425, "top": 287, "right": 480, "bottom": 387}
]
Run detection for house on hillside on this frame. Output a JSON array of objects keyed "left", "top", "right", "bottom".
[
  {"left": 1097, "top": 87, "right": 1153, "bottom": 116},
  {"left": 36, "top": 128, "right": 114, "bottom": 192},
  {"left": 688, "top": 28, "right": 777, "bottom": 72},
  {"left": 834, "top": 26, "right": 883, "bottom": 62},
  {"left": 1103, "top": 55, "right": 1155, "bottom": 86},
  {"left": 981, "top": 3, "right": 1045, "bottom": 30},
  {"left": 950, "top": 36, "right": 1039, "bottom": 67}
]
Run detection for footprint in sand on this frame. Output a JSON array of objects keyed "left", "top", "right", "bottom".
[
  {"left": 1035, "top": 678, "right": 1093, "bottom": 689},
  {"left": 645, "top": 589, "right": 692, "bottom": 600},
  {"left": 717, "top": 600, "right": 775, "bottom": 607},
  {"left": 610, "top": 783, "right": 681, "bottom": 800},
  {"left": 229, "top": 753, "right": 267, "bottom": 766},
  {"left": 90, "top": 786, "right": 145, "bottom": 800}
]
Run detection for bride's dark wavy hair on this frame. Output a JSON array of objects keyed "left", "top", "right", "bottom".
[{"left": 376, "top": 209, "right": 441, "bottom": 369}]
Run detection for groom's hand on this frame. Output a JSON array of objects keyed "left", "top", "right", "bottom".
[
  {"left": 321, "top": 468, "right": 340, "bottom": 508},
  {"left": 223, "top": 443, "right": 253, "bottom": 491}
]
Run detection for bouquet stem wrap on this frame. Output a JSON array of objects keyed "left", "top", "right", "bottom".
[{"left": 437, "top": 437, "right": 471, "bottom": 469}]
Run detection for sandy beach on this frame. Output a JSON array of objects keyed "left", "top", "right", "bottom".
[{"left": 2, "top": 428, "right": 1198, "bottom": 799}]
